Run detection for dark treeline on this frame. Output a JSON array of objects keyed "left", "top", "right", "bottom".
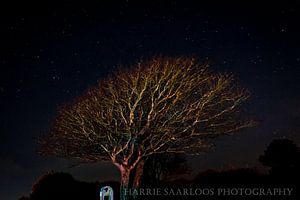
[{"left": 20, "top": 139, "right": 300, "bottom": 200}]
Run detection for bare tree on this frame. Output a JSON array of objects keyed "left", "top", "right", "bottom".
[{"left": 38, "top": 56, "right": 253, "bottom": 192}]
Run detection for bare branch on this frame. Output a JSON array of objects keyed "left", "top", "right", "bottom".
[{"left": 38, "top": 56, "right": 253, "bottom": 169}]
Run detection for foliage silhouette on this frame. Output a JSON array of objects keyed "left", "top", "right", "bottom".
[
  {"left": 259, "top": 138, "right": 300, "bottom": 176},
  {"left": 20, "top": 172, "right": 119, "bottom": 200},
  {"left": 141, "top": 154, "right": 190, "bottom": 186}
]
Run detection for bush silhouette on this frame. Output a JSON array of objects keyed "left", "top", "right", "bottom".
[
  {"left": 259, "top": 139, "right": 300, "bottom": 176},
  {"left": 21, "top": 172, "right": 119, "bottom": 200}
]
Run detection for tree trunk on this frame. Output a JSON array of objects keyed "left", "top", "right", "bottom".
[
  {"left": 132, "top": 160, "right": 145, "bottom": 188},
  {"left": 118, "top": 165, "right": 131, "bottom": 200},
  {"left": 114, "top": 158, "right": 144, "bottom": 200},
  {"left": 120, "top": 166, "right": 131, "bottom": 188}
]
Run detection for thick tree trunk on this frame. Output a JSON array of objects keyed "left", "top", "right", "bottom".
[
  {"left": 118, "top": 165, "right": 132, "bottom": 200},
  {"left": 120, "top": 166, "right": 131, "bottom": 188},
  {"left": 114, "top": 156, "right": 143, "bottom": 200},
  {"left": 132, "top": 160, "right": 145, "bottom": 188}
]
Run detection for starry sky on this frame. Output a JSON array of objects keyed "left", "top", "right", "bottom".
[{"left": 0, "top": 1, "right": 300, "bottom": 199}]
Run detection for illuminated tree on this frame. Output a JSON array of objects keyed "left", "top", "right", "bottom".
[{"left": 38, "top": 56, "right": 253, "bottom": 195}]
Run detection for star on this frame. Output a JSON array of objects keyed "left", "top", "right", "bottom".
[
  {"left": 280, "top": 28, "right": 286, "bottom": 32},
  {"left": 52, "top": 75, "right": 61, "bottom": 80}
]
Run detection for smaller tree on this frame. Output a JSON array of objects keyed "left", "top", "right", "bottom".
[
  {"left": 141, "top": 154, "right": 190, "bottom": 186},
  {"left": 259, "top": 138, "right": 300, "bottom": 175}
]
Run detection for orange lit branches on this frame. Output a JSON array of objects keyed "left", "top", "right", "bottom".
[{"left": 39, "top": 56, "right": 253, "bottom": 186}]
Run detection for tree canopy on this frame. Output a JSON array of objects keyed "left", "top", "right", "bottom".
[{"left": 39, "top": 56, "right": 253, "bottom": 187}]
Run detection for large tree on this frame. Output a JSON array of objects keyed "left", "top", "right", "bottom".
[{"left": 39, "top": 56, "right": 253, "bottom": 194}]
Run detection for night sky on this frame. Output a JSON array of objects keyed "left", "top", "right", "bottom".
[{"left": 1, "top": 1, "right": 300, "bottom": 199}]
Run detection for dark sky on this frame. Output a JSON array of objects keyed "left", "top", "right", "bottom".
[{"left": 0, "top": 1, "right": 300, "bottom": 199}]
